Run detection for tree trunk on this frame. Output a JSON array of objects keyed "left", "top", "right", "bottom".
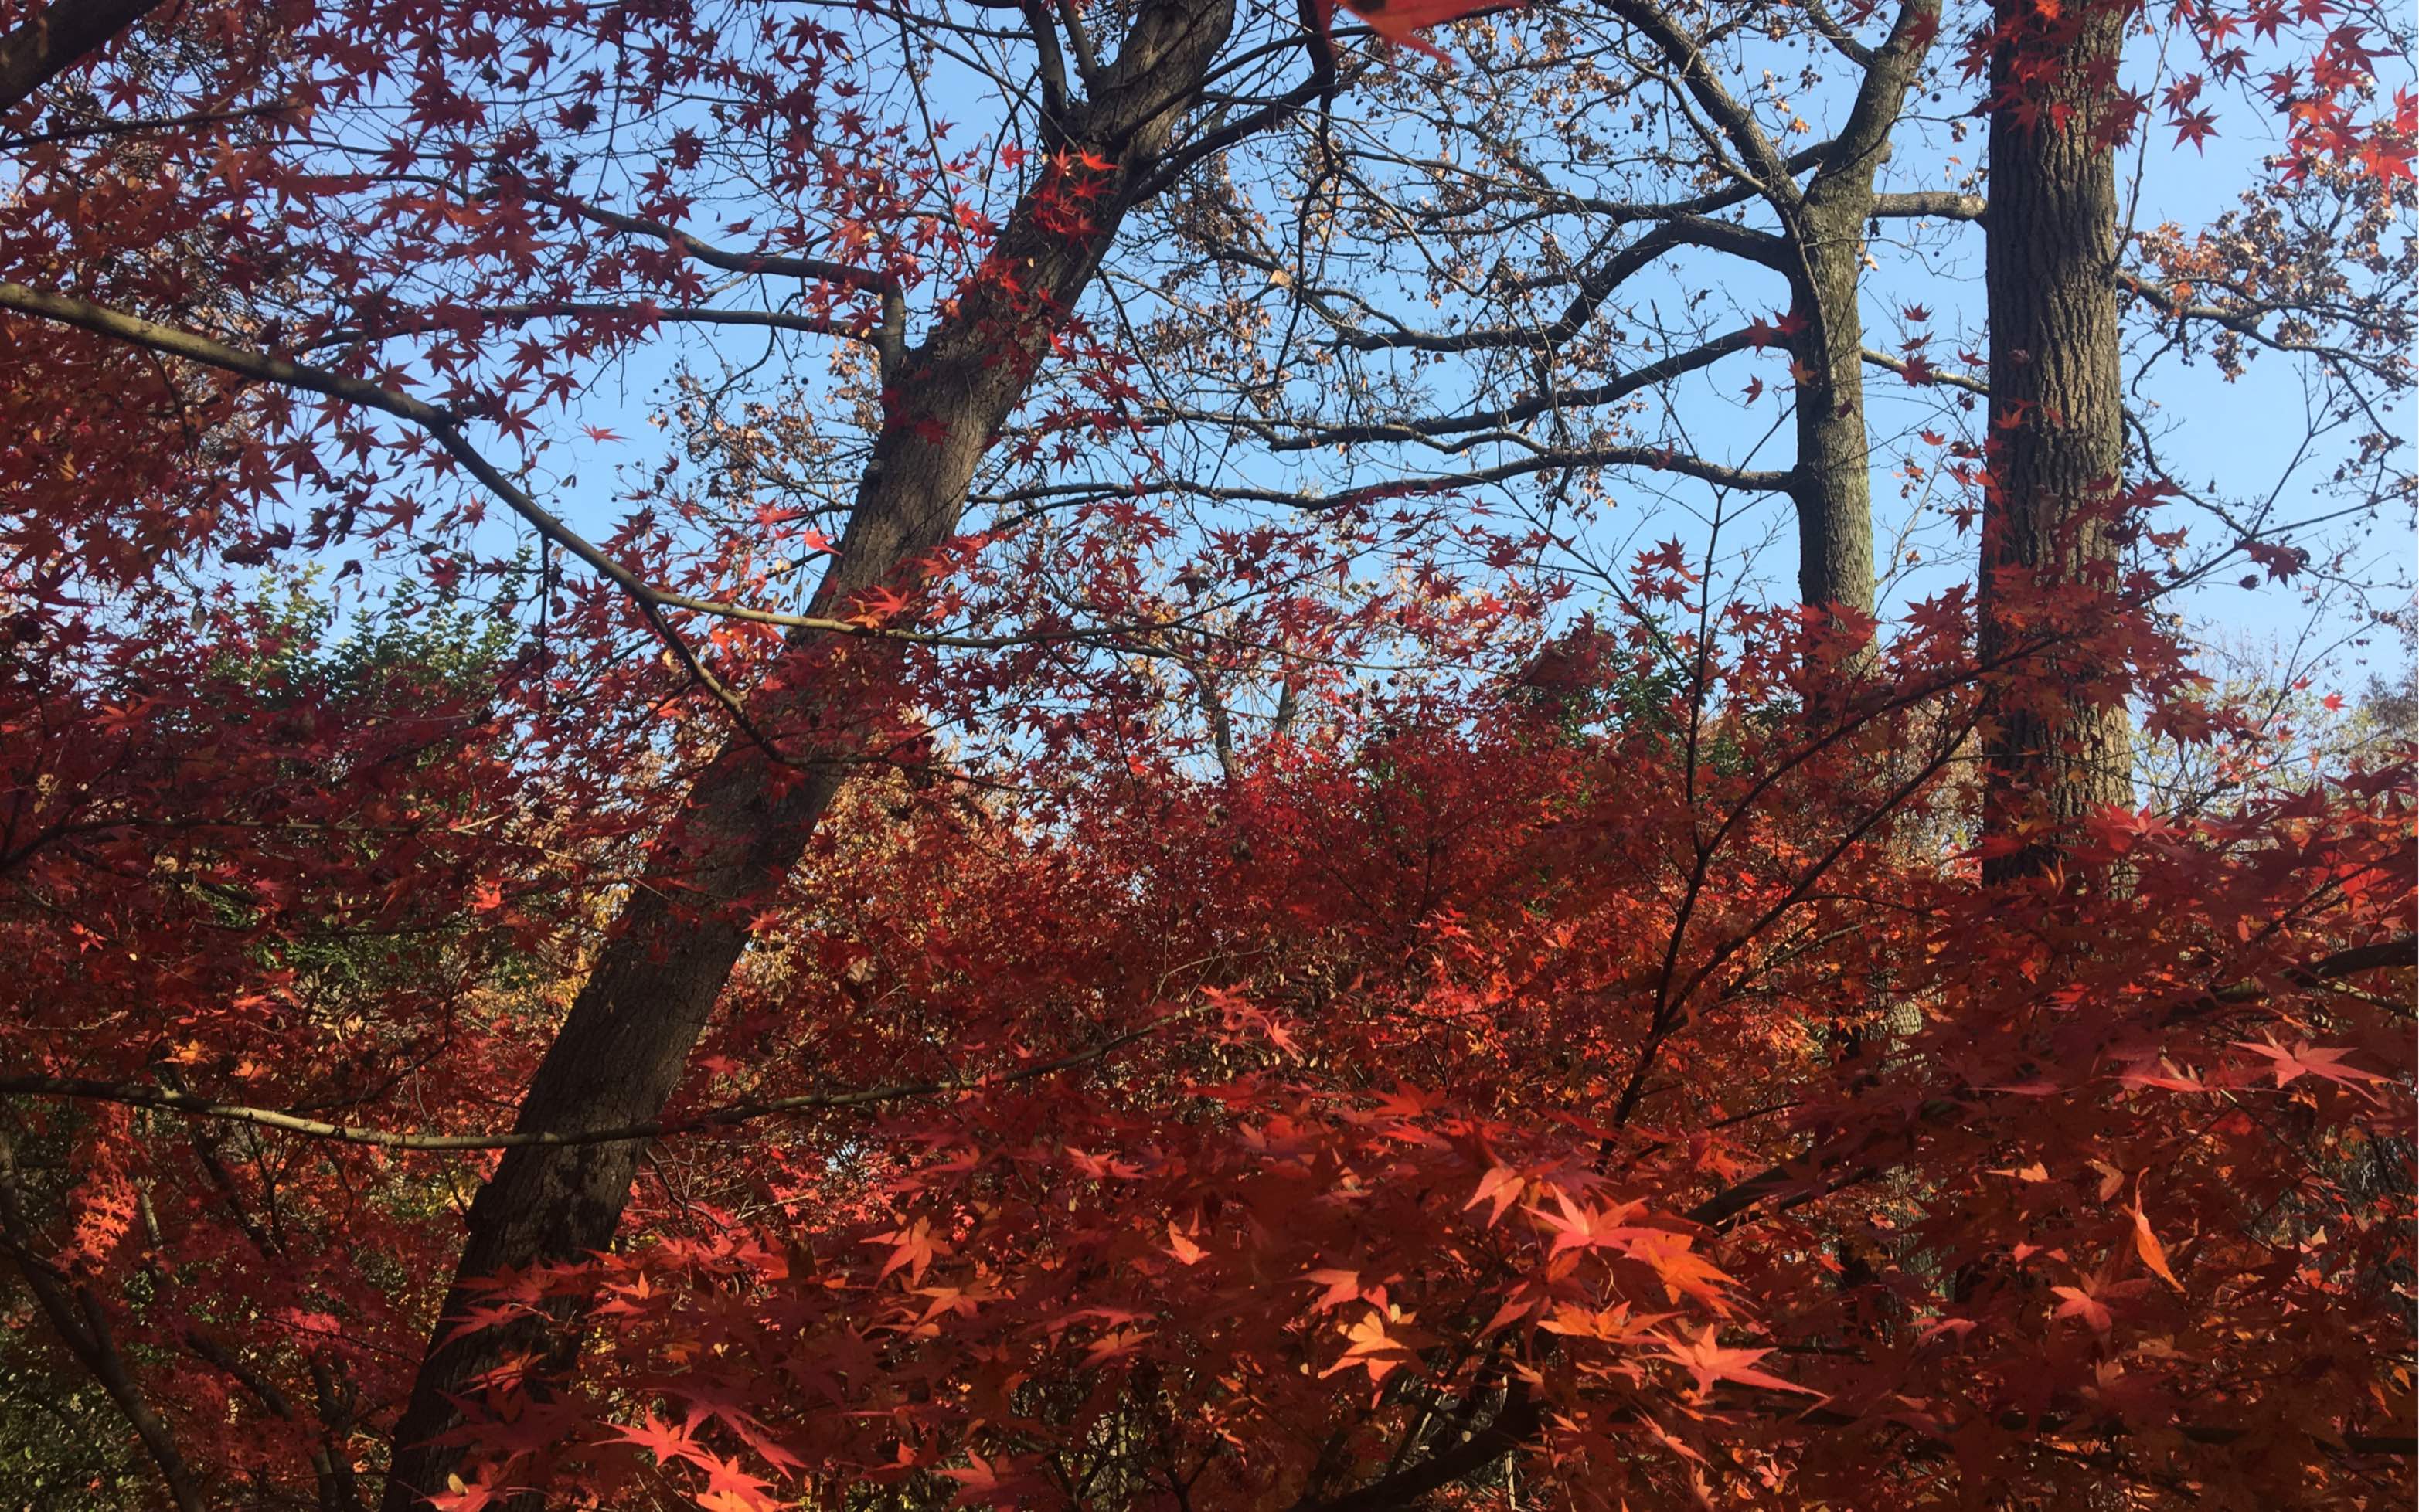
[
  {"left": 1788, "top": 0, "right": 1941, "bottom": 620},
  {"left": 1789, "top": 218, "right": 1878, "bottom": 617},
  {"left": 1978, "top": 0, "right": 2132, "bottom": 884},
  {"left": 377, "top": 3, "right": 1238, "bottom": 1504},
  {"left": 0, "top": 0, "right": 168, "bottom": 114}
]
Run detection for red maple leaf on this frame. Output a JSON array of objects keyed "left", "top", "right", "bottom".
[
  {"left": 604, "top": 1412, "right": 702, "bottom": 1469},
  {"left": 1331, "top": 0, "right": 1520, "bottom": 63},
  {"left": 2234, "top": 1037, "right": 2390, "bottom": 1089},
  {"left": 866, "top": 1218, "right": 942, "bottom": 1283},
  {"left": 1464, "top": 1164, "right": 1525, "bottom": 1228},
  {"left": 1654, "top": 1326, "right": 1818, "bottom": 1398}
]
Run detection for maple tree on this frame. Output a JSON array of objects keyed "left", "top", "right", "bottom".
[{"left": 0, "top": 0, "right": 2411, "bottom": 1508}]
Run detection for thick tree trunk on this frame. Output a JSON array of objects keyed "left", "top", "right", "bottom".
[
  {"left": 0, "top": 0, "right": 168, "bottom": 113},
  {"left": 1978, "top": 0, "right": 2132, "bottom": 884},
  {"left": 377, "top": 3, "right": 1237, "bottom": 1504}
]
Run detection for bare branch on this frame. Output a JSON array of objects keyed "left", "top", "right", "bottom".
[
  {"left": 2118, "top": 270, "right": 2407, "bottom": 384},
  {"left": 1277, "top": 329, "right": 1761, "bottom": 447},
  {"left": 1602, "top": 0, "right": 1801, "bottom": 209},
  {"left": 1334, "top": 219, "right": 1785, "bottom": 355},
  {"left": 526, "top": 188, "right": 896, "bottom": 294},
  {"left": 1870, "top": 190, "right": 1986, "bottom": 220},
  {"left": 0, "top": 1005, "right": 1211, "bottom": 1152},
  {"left": 1291, "top": 1382, "right": 1541, "bottom": 1512}
]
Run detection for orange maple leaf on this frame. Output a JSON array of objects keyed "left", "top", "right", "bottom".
[
  {"left": 1319, "top": 1307, "right": 1438, "bottom": 1384},
  {"left": 1164, "top": 1221, "right": 1208, "bottom": 1266},
  {"left": 1655, "top": 1325, "right": 1817, "bottom": 1398},
  {"left": 603, "top": 1412, "right": 701, "bottom": 1468},
  {"left": 2130, "top": 1201, "right": 2183, "bottom": 1291},
  {"left": 1463, "top": 1164, "right": 1524, "bottom": 1228}
]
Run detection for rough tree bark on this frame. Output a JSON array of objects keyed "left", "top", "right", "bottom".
[
  {"left": 1977, "top": 0, "right": 2134, "bottom": 883},
  {"left": 0, "top": 0, "right": 168, "bottom": 114},
  {"left": 376, "top": 1, "right": 1244, "bottom": 1504},
  {"left": 1788, "top": 0, "right": 1941, "bottom": 619}
]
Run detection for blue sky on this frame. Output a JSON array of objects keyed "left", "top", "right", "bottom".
[{"left": 369, "top": 2, "right": 2411, "bottom": 715}]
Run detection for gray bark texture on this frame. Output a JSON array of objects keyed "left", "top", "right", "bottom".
[
  {"left": 1788, "top": 0, "right": 1941, "bottom": 618},
  {"left": 1978, "top": 0, "right": 2135, "bottom": 885}
]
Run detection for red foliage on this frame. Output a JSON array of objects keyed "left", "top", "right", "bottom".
[
  {"left": 5, "top": 572, "right": 2407, "bottom": 1507},
  {"left": 0, "top": 1, "right": 2409, "bottom": 1510}
]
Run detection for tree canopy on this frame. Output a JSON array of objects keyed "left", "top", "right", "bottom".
[{"left": 0, "top": 0, "right": 2410, "bottom": 1509}]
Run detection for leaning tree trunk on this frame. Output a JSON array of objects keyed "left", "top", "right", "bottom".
[
  {"left": 377, "top": 2, "right": 1239, "bottom": 1504},
  {"left": 1977, "top": 0, "right": 2132, "bottom": 885},
  {"left": 0, "top": 0, "right": 169, "bottom": 113}
]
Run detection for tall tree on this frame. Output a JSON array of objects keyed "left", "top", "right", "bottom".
[
  {"left": 1605, "top": 0, "right": 1944, "bottom": 617},
  {"left": 0, "top": 0, "right": 2410, "bottom": 1507},
  {"left": 374, "top": 2, "right": 1281, "bottom": 1503},
  {"left": 1975, "top": 0, "right": 2135, "bottom": 880},
  {"left": 1094, "top": 0, "right": 1968, "bottom": 624}
]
